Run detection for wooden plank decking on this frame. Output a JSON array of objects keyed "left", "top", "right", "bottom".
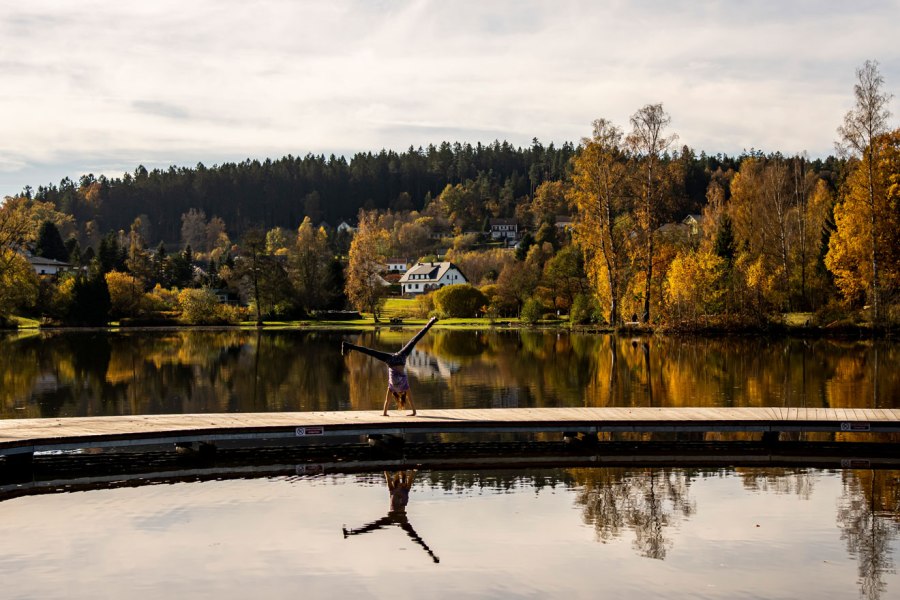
[{"left": 2, "top": 407, "right": 899, "bottom": 457}]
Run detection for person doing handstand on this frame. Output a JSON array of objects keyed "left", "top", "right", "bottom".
[
  {"left": 341, "top": 317, "right": 438, "bottom": 417},
  {"left": 342, "top": 470, "right": 439, "bottom": 563}
]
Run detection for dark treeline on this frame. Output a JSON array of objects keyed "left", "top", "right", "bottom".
[
  {"left": 24, "top": 139, "right": 830, "bottom": 246},
  {"left": 31, "top": 140, "right": 583, "bottom": 244}
]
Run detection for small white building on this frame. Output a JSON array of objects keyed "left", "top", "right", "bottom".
[
  {"left": 385, "top": 258, "right": 409, "bottom": 273},
  {"left": 554, "top": 215, "right": 574, "bottom": 230},
  {"left": 489, "top": 218, "right": 518, "bottom": 240},
  {"left": 682, "top": 214, "right": 705, "bottom": 236},
  {"left": 336, "top": 220, "right": 357, "bottom": 234},
  {"left": 27, "top": 255, "right": 72, "bottom": 277},
  {"left": 398, "top": 261, "right": 467, "bottom": 295}
]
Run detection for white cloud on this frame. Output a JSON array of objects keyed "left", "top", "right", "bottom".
[{"left": 1, "top": 0, "right": 898, "bottom": 195}]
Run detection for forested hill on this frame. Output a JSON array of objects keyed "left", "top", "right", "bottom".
[
  {"left": 27, "top": 138, "right": 837, "bottom": 246},
  {"left": 30, "top": 141, "right": 581, "bottom": 244}
]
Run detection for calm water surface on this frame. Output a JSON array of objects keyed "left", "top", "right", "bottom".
[
  {"left": 1, "top": 467, "right": 898, "bottom": 599},
  {"left": 1, "top": 328, "right": 897, "bottom": 418}
]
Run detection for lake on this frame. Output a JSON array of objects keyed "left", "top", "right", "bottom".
[
  {"left": 1, "top": 466, "right": 898, "bottom": 599},
  {"left": 1, "top": 328, "right": 897, "bottom": 418},
  {"left": 2, "top": 328, "right": 898, "bottom": 598}
]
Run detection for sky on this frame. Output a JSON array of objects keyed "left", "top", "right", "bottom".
[{"left": 1, "top": 0, "right": 898, "bottom": 198}]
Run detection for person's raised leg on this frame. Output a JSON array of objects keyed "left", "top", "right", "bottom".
[
  {"left": 394, "top": 317, "right": 438, "bottom": 361},
  {"left": 344, "top": 341, "right": 396, "bottom": 364}
]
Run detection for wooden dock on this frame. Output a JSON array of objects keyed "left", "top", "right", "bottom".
[{"left": 2, "top": 407, "right": 898, "bottom": 459}]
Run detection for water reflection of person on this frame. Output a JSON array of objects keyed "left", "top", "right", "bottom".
[
  {"left": 341, "top": 317, "right": 438, "bottom": 417},
  {"left": 342, "top": 470, "right": 440, "bottom": 564}
]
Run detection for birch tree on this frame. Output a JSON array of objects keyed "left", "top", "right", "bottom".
[
  {"left": 570, "top": 119, "right": 632, "bottom": 326},
  {"left": 836, "top": 60, "right": 893, "bottom": 320},
  {"left": 627, "top": 104, "right": 677, "bottom": 323}
]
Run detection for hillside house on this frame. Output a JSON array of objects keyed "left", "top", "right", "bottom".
[
  {"left": 554, "top": 215, "right": 574, "bottom": 230},
  {"left": 336, "top": 220, "right": 357, "bottom": 234},
  {"left": 27, "top": 255, "right": 72, "bottom": 277},
  {"left": 385, "top": 258, "right": 409, "bottom": 273},
  {"left": 398, "top": 261, "right": 467, "bottom": 295},
  {"left": 683, "top": 214, "right": 705, "bottom": 236},
  {"left": 489, "top": 218, "right": 518, "bottom": 240}
]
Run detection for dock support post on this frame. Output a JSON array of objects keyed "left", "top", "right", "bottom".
[
  {"left": 2, "top": 451, "right": 34, "bottom": 481},
  {"left": 198, "top": 442, "right": 217, "bottom": 456},
  {"left": 761, "top": 431, "right": 781, "bottom": 444},
  {"left": 367, "top": 434, "right": 405, "bottom": 450},
  {"left": 564, "top": 432, "right": 597, "bottom": 446}
]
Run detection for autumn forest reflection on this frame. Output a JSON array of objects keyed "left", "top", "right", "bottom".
[
  {"left": 413, "top": 466, "right": 900, "bottom": 600},
  {"left": 2, "top": 329, "right": 898, "bottom": 419}
]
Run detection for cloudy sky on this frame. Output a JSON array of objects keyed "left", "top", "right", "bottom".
[{"left": 1, "top": 0, "right": 897, "bottom": 197}]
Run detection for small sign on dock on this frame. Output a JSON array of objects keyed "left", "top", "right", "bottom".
[
  {"left": 840, "top": 422, "right": 871, "bottom": 432},
  {"left": 295, "top": 426, "right": 325, "bottom": 436}
]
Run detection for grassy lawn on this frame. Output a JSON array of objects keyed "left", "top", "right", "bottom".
[
  {"left": 782, "top": 312, "right": 815, "bottom": 327},
  {"left": 10, "top": 315, "right": 41, "bottom": 329},
  {"left": 381, "top": 297, "right": 420, "bottom": 319}
]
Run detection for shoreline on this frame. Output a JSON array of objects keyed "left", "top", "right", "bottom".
[{"left": 3, "top": 318, "right": 896, "bottom": 340}]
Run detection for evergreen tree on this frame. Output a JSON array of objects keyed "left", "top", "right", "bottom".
[
  {"left": 515, "top": 232, "right": 535, "bottom": 261},
  {"left": 35, "top": 221, "right": 69, "bottom": 261},
  {"left": 153, "top": 241, "right": 168, "bottom": 286},
  {"left": 167, "top": 245, "right": 194, "bottom": 288},
  {"left": 714, "top": 215, "right": 736, "bottom": 266},
  {"left": 67, "top": 273, "right": 111, "bottom": 325},
  {"left": 98, "top": 232, "right": 126, "bottom": 273},
  {"left": 64, "top": 237, "right": 82, "bottom": 266}
]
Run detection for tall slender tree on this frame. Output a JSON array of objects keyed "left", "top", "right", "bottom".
[
  {"left": 345, "top": 211, "right": 390, "bottom": 320},
  {"left": 627, "top": 104, "right": 677, "bottom": 323},
  {"left": 570, "top": 119, "right": 632, "bottom": 326},
  {"left": 836, "top": 60, "right": 893, "bottom": 320}
]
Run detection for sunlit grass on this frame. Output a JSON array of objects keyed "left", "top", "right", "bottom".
[
  {"left": 783, "top": 312, "right": 815, "bottom": 327},
  {"left": 10, "top": 315, "right": 41, "bottom": 329}
]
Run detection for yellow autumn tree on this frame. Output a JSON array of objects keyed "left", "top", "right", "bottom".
[
  {"left": 345, "top": 211, "right": 391, "bottom": 320},
  {"left": 0, "top": 248, "right": 39, "bottom": 318},
  {"left": 569, "top": 119, "right": 633, "bottom": 326},
  {"left": 105, "top": 270, "right": 145, "bottom": 318},
  {"left": 826, "top": 130, "right": 900, "bottom": 312},
  {"left": 664, "top": 249, "right": 724, "bottom": 323},
  {"left": 291, "top": 217, "right": 333, "bottom": 312}
]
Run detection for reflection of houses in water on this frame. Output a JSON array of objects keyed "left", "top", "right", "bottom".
[
  {"left": 491, "top": 387, "right": 520, "bottom": 408},
  {"left": 405, "top": 349, "right": 460, "bottom": 381},
  {"left": 33, "top": 373, "right": 62, "bottom": 394}
]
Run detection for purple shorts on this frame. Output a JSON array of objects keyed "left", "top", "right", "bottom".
[{"left": 388, "top": 367, "right": 409, "bottom": 393}]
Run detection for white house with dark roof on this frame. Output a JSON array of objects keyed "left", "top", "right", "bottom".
[
  {"left": 336, "top": 220, "right": 357, "bottom": 234},
  {"left": 398, "top": 261, "right": 467, "bottom": 295},
  {"left": 385, "top": 258, "right": 410, "bottom": 273},
  {"left": 489, "top": 218, "right": 518, "bottom": 240},
  {"left": 27, "top": 255, "right": 72, "bottom": 277}
]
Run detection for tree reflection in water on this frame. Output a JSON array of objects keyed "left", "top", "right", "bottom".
[
  {"left": 568, "top": 465, "right": 897, "bottom": 599},
  {"left": 837, "top": 470, "right": 900, "bottom": 600},
  {"left": 569, "top": 467, "right": 696, "bottom": 560},
  {"left": 2, "top": 330, "right": 899, "bottom": 417}
]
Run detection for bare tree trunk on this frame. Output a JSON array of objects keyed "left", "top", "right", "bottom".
[
  {"left": 643, "top": 232, "right": 653, "bottom": 322},
  {"left": 867, "top": 153, "right": 880, "bottom": 322}
]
